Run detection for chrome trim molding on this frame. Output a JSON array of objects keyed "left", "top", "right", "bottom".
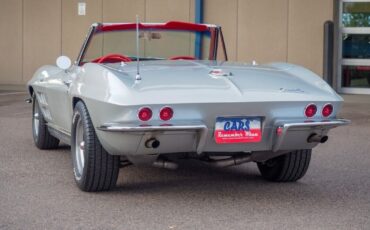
[
  {"left": 47, "top": 124, "right": 71, "bottom": 145},
  {"left": 97, "top": 123, "right": 207, "bottom": 132},
  {"left": 76, "top": 24, "right": 99, "bottom": 65}
]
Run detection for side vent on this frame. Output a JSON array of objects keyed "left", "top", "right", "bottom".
[{"left": 36, "top": 92, "right": 52, "bottom": 121}]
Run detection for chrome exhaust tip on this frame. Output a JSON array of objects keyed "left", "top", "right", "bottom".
[
  {"left": 320, "top": 136, "right": 329, "bottom": 143},
  {"left": 308, "top": 134, "right": 329, "bottom": 143},
  {"left": 145, "top": 138, "right": 160, "bottom": 149}
]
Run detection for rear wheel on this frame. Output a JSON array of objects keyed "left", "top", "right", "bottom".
[
  {"left": 71, "top": 101, "right": 120, "bottom": 192},
  {"left": 257, "top": 149, "right": 311, "bottom": 182},
  {"left": 32, "top": 94, "right": 60, "bottom": 149}
]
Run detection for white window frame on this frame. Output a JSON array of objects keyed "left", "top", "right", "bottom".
[{"left": 338, "top": 0, "right": 370, "bottom": 94}]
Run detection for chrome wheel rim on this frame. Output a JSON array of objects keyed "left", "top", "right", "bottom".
[
  {"left": 33, "top": 100, "right": 40, "bottom": 137},
  {"left": 74, "top": 117, "right": 85, "bottom": 180}
]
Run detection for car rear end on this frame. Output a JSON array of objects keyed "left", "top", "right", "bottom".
[
  {"left": 90, "top": 99, "right": 349, "bottom": 158},
  {"left": 77, "top": 61, "right": 349, "bottom": 160}
]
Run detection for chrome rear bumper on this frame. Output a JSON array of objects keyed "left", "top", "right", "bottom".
[{"left": 96, "top": 119, "right": 350, "bottom": 155}]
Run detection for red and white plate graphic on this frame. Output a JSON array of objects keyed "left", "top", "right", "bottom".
[{"left": 214, "top": 117, "right": 262, "bottom": 144}]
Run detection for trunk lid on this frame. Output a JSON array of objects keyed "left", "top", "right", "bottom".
[{"left": 104, "top": 60, "right": 339, "bottom": 104}]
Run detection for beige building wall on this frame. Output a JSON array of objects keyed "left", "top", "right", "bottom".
[
  {"left": 237, "top": 0, "right": 289, "bottom": 63},
  {"left": 203, "top": 0, "right": 334, "bottom": 76},
  {"left": 62, "top": 0, "right": 103, "bottom": 61},
  {"left": 23, "top": 0, "right": 62, "bottom": 82},
  {"left": 0, "top": 0, "right": 23, "bottom": 85},
  {"left": 288, "top": 0, "right": 334, "bottom": 76},
  {"left": 204, "top": 0, "right": 238, "bottom": 60},
  {"left": 0, "top": 0, "right": 334, "bottom": 87}
]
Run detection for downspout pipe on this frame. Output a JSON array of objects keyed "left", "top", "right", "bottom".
[
  {"left": 194, "top": 0, "right": 204, "bottom": 59},
  {"left": 323, "top": 20, "right": 334, "bottom": 86}
]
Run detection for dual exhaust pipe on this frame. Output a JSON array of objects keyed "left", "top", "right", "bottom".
[
  {"left": 307, "top": 134, "right": 328, "bottom": 143},
  {"left": 145, "top": 138, "right": 160, "bottom": 149},
  {"left": 146, "top": 133, "right": 329, "bottom": 148},
  {"left": 153, "top": 155, "right": 252, "bottom": 170},
  {"left": 147, "top": 134, "right": 327, "bottom": 170}
]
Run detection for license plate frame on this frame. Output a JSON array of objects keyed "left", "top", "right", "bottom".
[{"left": 214, "top": 117, "right": 262, "bottom": 144}]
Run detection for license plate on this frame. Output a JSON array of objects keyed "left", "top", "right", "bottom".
[{"left": 214, "top": 117, "right": 262, "bottom": 144}]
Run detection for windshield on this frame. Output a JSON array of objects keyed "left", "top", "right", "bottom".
[{"left": 81, "top": 29, "right": 213, "bottom": 63}]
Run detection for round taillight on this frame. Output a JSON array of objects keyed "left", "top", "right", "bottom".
[
  {"left": 159, "top": 107, "right": 173, "bottom": 121},
  {"left": 305, "top": 104, "right": 317, "bottom": 118},
  {"left": 138, "top": 107, "right": 152, "bottom": 121},
  {"left": 322, "top": 104, "right": 333, "bottom": 117}
]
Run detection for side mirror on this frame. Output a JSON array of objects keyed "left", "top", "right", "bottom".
[{"left": 56, "top": 56, "right": 71, "bottom": 70}]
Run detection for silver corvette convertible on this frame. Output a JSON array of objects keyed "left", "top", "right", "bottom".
[{"left": 27, "top": 21, "right": 350, "bottom": 192}]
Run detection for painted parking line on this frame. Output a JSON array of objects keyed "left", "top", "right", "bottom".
[{"left": 0, "top": 92, "right": 27, "bottom": 96}]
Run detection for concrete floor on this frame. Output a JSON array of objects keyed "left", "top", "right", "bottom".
[{"left": 0, "top": 92, "right": 369, "bottom": 230}]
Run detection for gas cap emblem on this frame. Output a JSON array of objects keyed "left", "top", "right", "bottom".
[{"left": 209, "top": 69, "right": 232, "bottom": 77}]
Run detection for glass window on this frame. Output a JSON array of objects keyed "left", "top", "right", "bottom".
[
  {"left": 82, "top": 29, "right": 211, "bottom": 63},
  {"left": 342, "top": 65, "right": 370, "bottom": 87},
  {"left": 343, "top": 2, "right": 370, "bottom": 27},
  {"left": 342, "top": 34, "right": 370, "bottom": 58}
]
